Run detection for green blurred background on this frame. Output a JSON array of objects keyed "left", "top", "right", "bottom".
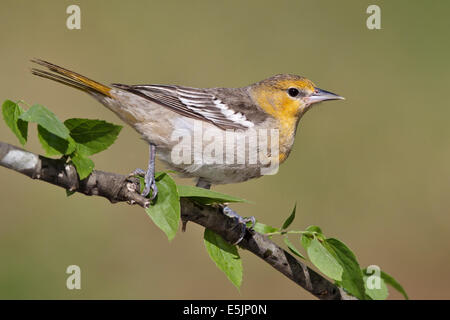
[{"left": 1, "top": 0, "right": 449, "bottom": 299}]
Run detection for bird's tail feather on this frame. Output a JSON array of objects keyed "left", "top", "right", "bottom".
[{"left": 30, "top": 59, "right": 112, "bottom": 98}]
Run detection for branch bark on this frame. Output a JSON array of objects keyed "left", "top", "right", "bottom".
[{"left": 0, "top": 141, "right": 355, "bottom": 300}]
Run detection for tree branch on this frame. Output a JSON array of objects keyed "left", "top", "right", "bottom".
[{"left": 0, "top": 141, "right": 355, "bottom": 300}]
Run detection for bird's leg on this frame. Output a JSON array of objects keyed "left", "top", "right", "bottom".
[
  {"left": 196, "top": 178, "right": 212, "bottom": 189},
  {"left": 131, "top": 144, "right": 158, "bottom": 200},
  {"left": 193, "top": 178, "right": 254, "bottom": 245}
]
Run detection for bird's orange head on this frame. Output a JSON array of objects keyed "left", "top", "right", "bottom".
[{"left": 249, "top": 74, "right": 344, "bottom": 123}]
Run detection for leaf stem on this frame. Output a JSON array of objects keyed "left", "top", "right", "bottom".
[{"left": 265, "top": 230, "right": 309, "bottom": 237}]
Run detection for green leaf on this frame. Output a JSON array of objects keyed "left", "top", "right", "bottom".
[
  {"left": 324, "top": 238, "right": 367, "bottom": 299},
  {"left": 177, "top": 185, "right": 247, "bottom": 204},
  {"left": 301, "top": 233, "right": 313, "bottom": 249},
  {"left": 2, "top": 100, "right": 28, "bottom": 145},
  {"left": 19, "top": 104, "right": 69, "bottom": 139},
  {"left": 66, "top": 189, "right": 76, "bottom": 197},
  {"left": 37, "top": 125, "right": 76, "bottom": 156},
  {"left": 281, "top": 203, "right": 296, "bottom": 230},
  {"left": 363, "top": 268, "right": 389, "bottom": 300},
  {"left": 283, "top": 236, "right": 306, "bottom": 260},
  {"left": 301, "top": 225, "right": 323, "bottom": 248},
  {"left": 64, "top": 118, "right": 122, "bottom": 156},
  {"left": 305, "top": 225, "right": 323, "bottom": 234},
  {"left": 204, "top": 229, "right": 242, "bottom": 289},
  {"left": 71, "top": 153, "right": 95, "bottom": 180},
  {"left": 253, "top": 222, "right": 278, "bottom": 234},
  {"left": 305, "top": 238, "right": 343, "bottom": 281},
  {"left": 145, "top": 173, "right": 180, "bottom": 241},
  {"left": 362, "top": 268, "right": 408, "bottom": 300},
  {"left": 380, "top": 270, "right": 409, "bottom": 300}
]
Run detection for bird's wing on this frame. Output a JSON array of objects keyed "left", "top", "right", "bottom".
[{"left": 111, "top": 84, "right": 255, "bottom": 130}]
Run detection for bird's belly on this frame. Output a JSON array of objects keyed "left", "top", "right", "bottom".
[{"left": 157, "top": 149, "right": 263, "bottom": 184}]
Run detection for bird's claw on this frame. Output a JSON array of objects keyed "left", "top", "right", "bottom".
[
  {"left": 130, "top": 168, "right": 146, "bottom": 177},
  {"left": 244, "top": 215, "right": 256, "bottom": 230},
  {"left": 129, "top": 168, "right": 158, "bottom": 200},
  {"left": 142, "top": 173, "right": 158, "bottom": 200},
  {"left": 222, "top": 206, "right": 255, "bottom": 245}
]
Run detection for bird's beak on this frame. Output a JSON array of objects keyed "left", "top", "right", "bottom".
[{"left": 306, "top": 88, "right": 345, "bottom": 105}]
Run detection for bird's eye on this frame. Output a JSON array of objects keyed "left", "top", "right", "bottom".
[{"left": 287, "top": 87, "right": 300, "bottom": 98}]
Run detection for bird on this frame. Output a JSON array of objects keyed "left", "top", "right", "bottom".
[{"left": 30, "top": 59, "right": 344, "bottom": 243}]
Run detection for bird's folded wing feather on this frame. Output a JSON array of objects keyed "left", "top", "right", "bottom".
[{"left": 111, "top": 84, "right": 255, "bottom": 130}]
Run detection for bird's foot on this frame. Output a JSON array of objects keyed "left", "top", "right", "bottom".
[
  {"left": 222, "top": 206, "right": 255, "bottom": 245},
  {"left": 129, "top": 168, "right": 158, "bottom": 200},
  {"left": 142, "top": 171, "right": 158, "bottom": 200},
  {"left": 128, "top": 144, "right": 158, "bottom": 200}
]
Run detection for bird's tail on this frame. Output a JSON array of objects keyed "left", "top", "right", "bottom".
[{"left": 30, "top": 59, "right": 112, "bottom": 98}]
